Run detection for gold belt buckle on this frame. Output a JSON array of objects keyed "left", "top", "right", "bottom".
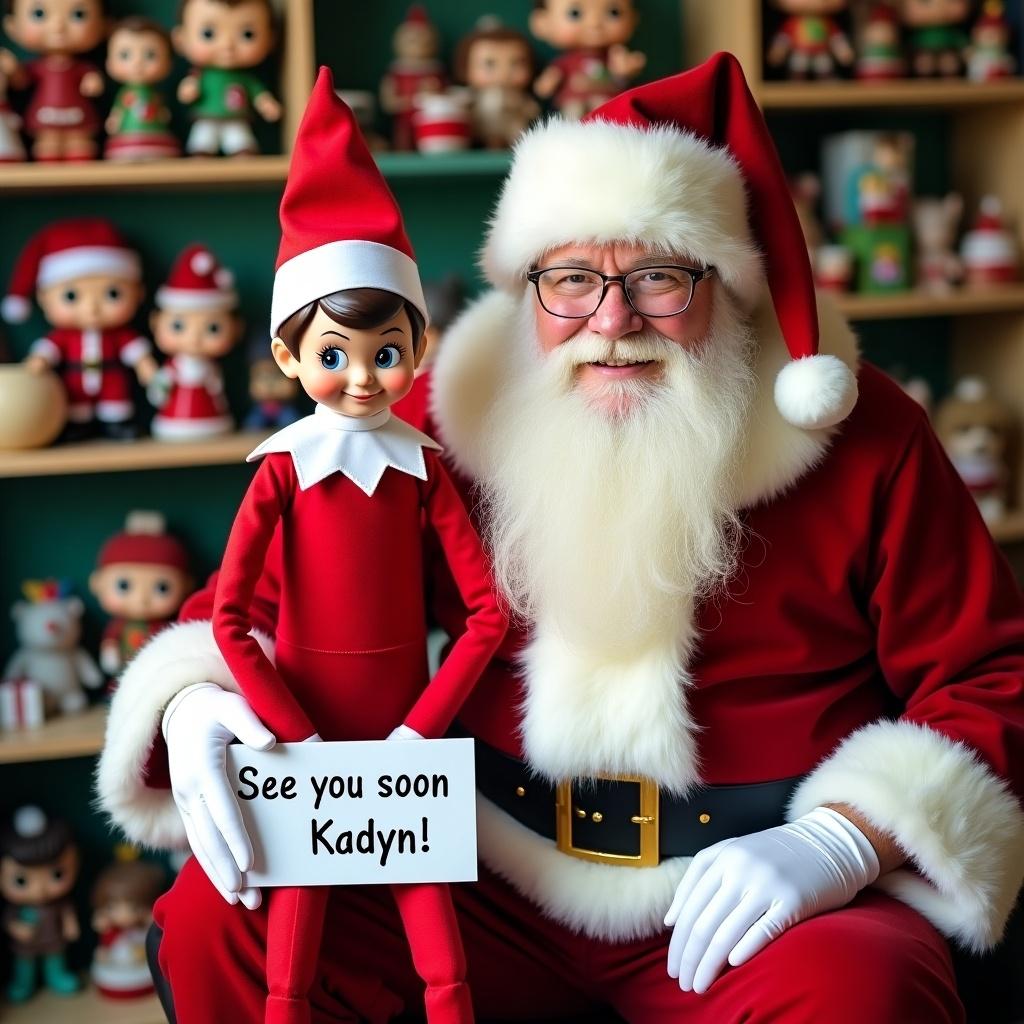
[{"left": 555, "top": 774, "right": 659, "bottom": 868}]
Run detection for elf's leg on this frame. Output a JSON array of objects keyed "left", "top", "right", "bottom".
[{"left": 264, "top": 885, "right": 329, "bottom": 1024}]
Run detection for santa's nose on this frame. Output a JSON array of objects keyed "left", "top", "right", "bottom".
[{"left": 586, "top": 283, "right": 644, "bottom": 341}]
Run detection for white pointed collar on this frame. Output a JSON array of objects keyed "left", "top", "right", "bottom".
[{"left": 247, "top": 405, "right": 441, "bottom": 496}]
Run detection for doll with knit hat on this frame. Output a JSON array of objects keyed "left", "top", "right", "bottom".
[
  {"left": 2, "top": 219, "right": 159, "bottom": 441},
  {"left": 148, "top": 244, "right": 243, "bottom": 440},
  {"left": 207, "top": 69, "right": 505, "bottom": 1024}
]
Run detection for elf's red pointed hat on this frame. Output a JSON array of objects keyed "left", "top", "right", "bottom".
[
  {"left": 483, "top": 51, "right": 857, "bottom": 430},
  {"left": 3, "top": 218, "right": 141, "bottom": 325},
  {"left": 270, "top": 67, "right": 427, "bottom": 339}
]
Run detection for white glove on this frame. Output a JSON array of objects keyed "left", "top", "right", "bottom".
[
  {"left": 163, "top": 683, "right": 275, "bottom": 911},
  {"left": 386, "top": 724, "right": 423, "bottom": 740},
  {"left": 146, "top": 367, "right": 173, "bottom": 409},
  {"left": 664, "top": 806, "right": 880, "bottom": 994}
]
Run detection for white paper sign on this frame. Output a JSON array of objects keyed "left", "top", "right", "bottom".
[{"left": 225, "top": 739, "right": 478, "bottom": 887}]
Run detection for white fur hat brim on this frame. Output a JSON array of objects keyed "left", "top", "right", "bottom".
[{"left": 482, "top": 118, "right": 764, "bottom": 310}]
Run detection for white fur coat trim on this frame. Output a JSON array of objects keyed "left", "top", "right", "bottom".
[
  {"left": 95, "top": 619, "right": 273, "bottom": 848},
  {"left": 477, "top": 794, "right": 687, "bottom": 941},
  {"left": 788, "top": 718, "right": 1024, "bottom": 952},
  {"left": 431, "top": 289, "right": 859, "bottom": 512}
]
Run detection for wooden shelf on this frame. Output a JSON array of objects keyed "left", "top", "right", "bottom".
[
  {"left": 2, "top": 988, "right": 164, "bottom": 1023},
  {"left": 833, "top": 285, "right": 1024, "bottom": 321},
  {"left": 0, "top": 705, "right": 106, "bottom": 764},
  {"left": 0, "top": 430, "right": 269, "bottom": 479},
  {"left": 758, "top": 78, "right": 1024, "bottom": 111},
  {"left": 991, "top": 512, "right": 1024, "bottom": 545}
]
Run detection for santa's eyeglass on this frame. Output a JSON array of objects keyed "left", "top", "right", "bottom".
[{"left": 526, "top": 265, "right": 715, "bottom": 319}]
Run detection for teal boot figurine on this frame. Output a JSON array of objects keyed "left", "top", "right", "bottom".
[
  {"left": 42, "top": 952, "right": 80, "bottom": 995},
  {"left": 7, "top": 955, "right": 37, "bottom": 1003}
]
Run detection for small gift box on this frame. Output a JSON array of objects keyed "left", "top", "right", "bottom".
[{"left": 0, "top": 678, "right": 45, "bottom": 730}]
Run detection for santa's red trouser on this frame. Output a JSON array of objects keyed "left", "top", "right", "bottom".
[
  {"left": 156, "top": 857, "right": 964, "bottom": 1023},
  {"left": 266, "top": 883, "right": 471, "bottom": 1024}
]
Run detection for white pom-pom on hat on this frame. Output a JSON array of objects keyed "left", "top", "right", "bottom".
[
  {"left": 774, "top": 354, "right": 859, "bottom": 430},
  {"left": 214, "top": 268, "right": 235, "bottom": 289},
  {"left": 13, "top": 806, "right": 47, "bottom": 839},
  {"left": 2, "top": 294, "right": 31, "bottom": 324},
  {"left": 190, "top": 250, "right": 215, "bottom": 275}
]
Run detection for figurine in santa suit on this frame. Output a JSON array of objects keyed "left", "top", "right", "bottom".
[
  {"left": 379, "top": 6, "right": 446, "bottom": 150},
  {"left": 203, "top": 72, "right": 505, "bottom": 1024},
  {"left": 2, "top": 219, "right": 159, "bottom": 441},
  {"left": 149, "top": 244, "right": 242, "bottom": 441},
  {"left": 99, "top": 55, "right": 1024, "bottom": 1023}
]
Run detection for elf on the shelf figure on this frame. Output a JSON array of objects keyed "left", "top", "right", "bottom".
[
  {"left": 149, "top": 244, "right": 243, "bottom": 441},
  {"left": 209, "top": 71, "right": 505, "bottom": 1024},
  {"left": 2, "top": 219, "right": 159, "bottom": 441}
]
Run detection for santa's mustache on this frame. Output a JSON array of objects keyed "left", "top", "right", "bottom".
[{"left": 548, "top": 330, "right": 685, "bottom": 370}]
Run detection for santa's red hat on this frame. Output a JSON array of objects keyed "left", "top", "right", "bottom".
[
  {"left": 270, "top": 68, "right": 427, "bottom": 339},
  {"left": 483, "top": 52, "right": 858, "bottom": 430},
  {"left": 156, "top": 244, "right": 238, "bottom": 312},
  {"left": 3, "top": 218, "right": 142, "bottom": 325},
  {"left": 96, "top": 511, "right": 190, "bottom": 573}
]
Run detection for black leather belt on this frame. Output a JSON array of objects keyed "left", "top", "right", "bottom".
[{"left": 474, "top": 739, "right": 802, "bottom": 867}]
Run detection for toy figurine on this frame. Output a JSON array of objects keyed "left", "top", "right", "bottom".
[
  {"left": 0, "top": 0, "right": 106, "bottom": 161},
  {"left": 243, "top": 337, "right": 301, "bottom": 429},
  {"left": 912, "top": 194, "right": 964, "bottom": 293},
  {"left": 0, "top": 50, "right": 27, "bottom": 161},
  {"left": 766, "top": 0, "right": 855, "bottom": 80},
  {"left": 961, "top": 196, "right": 1020, "bottom": 285},
  {"left": 411, "top": 88, "right": 473, "bottom": 153},
  {"left": 935, "top": 377, "right": 1015, "bottom": 523},
  {"left": 899, "top": 0, "right": 971, "bottom": 77},
  {"left": 418, "top": 273, "right": 466, "bottom": 374},
  {"left": 90, "top": 851, "right": 165, "bottom": 999},
  {"left": 966, "top": 1, "right": 1016, "bottom": 80},
  {"left": 2, "top": 219, "right": 158, "bottom": 442},
  {"left": 0, "top": 807, "right": 80, "bottom": 1003},
  {"left": 89, "top": 511, "right": 193, "bottom": 680},
  {"left": 172, "top": 0, "right": 281, "bottom": 157},
  {"left": 379, "top": 5, "right": 447, "bottom": 151},
  {"left": 104, "top": 17, "right": 181, "bottom": 161},
  {"left": 454, "top": 18, "right": 539, "bottom": 149},
  {"left": 148, "top": 244, "right": 242, "bottom": 440},
  {"left": 814, "top": 244, "right": 854, "bottom": 291},
  {"left": 210, "top": 73, "right": 505, "bottom": 1024},
  {"left": 789, "top": 172, "right": 825, "bottom": 254},
  {"left": 855, "top": 3, "right": 907, "bottom": 80},
  {"left": 3, "top": 579, "right": 103, "bottom": 715},
  {"left": 530, "top": 0, "right": 645, "bottom": 119}
]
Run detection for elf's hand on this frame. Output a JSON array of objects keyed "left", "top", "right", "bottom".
[
  {"left": 664, "top": 807, "right": 879, "bottom": 994},
  {"left": 163, "top": 683, "right": 274, "bottom": 910}
]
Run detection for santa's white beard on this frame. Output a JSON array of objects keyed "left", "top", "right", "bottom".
[{"left": 478, "top": 296, "right": 756, "bottom": 658}]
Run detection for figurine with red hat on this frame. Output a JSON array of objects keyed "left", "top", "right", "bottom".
[
  {"left": 90, "top": 511, "right": 194, "bottom": 681},
  {"left": 204, "top": 70, "right": 505, "bottom": 1024},
  {"left": 0, "top": 0, "right": 107, "bottom": 161},
  {"left": 765, "top": 0, "right": 856, "bottom": 80},
  {"left": 961, "top": 195, "right": 1020, "bottom": 286},
  {"left": 966, "top": 0, "right": 1017, "bottom": 80},
  {"left": 379, "top": 5, "right": 447, "bottom": 150},
  {"left": 2, "top": 219, "right": 158, "bottom": 442},
  {"left": 855, "top": 3, "right": 907, "bottom": 80},
  {"left": 148, "top": 245, "right": 243, "bottom": 441}
]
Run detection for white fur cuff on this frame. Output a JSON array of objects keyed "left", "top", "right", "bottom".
[
  {"left": 788, "top": 719, "right": 1024, "bottom": 951},
  {"left": 95, "top": 619, "right": 273, "bottom": 849}
]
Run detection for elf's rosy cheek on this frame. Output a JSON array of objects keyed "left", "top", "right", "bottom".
[{"left": 304, "top": 375, "right": 343, "bottom": 403}]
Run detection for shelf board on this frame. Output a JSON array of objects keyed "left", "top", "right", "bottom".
[
  {"left": 0, "top": 704, "right": 106, "bottom": 764},
  {"left": 991, "top": 512, "right": 1024, "bottom": 545},
  {"left": 0, "top": 430, "right": 269, "bottom": 479},
  {"left": 758, "top": 77, "right": 1024, "bottom": 110},
  {"left": 833, "top": 285, "right": 1024, "bottom": 321},
  {"left": 2, "top": 988, "right": 164, "bottom": 1023}
]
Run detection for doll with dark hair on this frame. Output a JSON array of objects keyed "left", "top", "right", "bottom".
[
  {"left": 0, "top": 806, "right": 80, "bottom": 1003},
  {"left": 203, "top": 73, "right": 505, "bottom": 1024},
  {"left": 244, "top": 335, "right": 302, "bottom": 429}
]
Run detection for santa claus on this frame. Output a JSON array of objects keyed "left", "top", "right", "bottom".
[{"left": 97, "top": 53, "right": 1024, "bottom": 1023}]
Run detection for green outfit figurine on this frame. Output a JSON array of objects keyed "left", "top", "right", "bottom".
[{"left": 0, "top": 807, "right": 81, "bottom": 1003}]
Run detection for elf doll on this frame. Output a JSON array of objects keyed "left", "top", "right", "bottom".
[
  {"left": 211, "top": 70, "right": 505, "bottom": 1024},
  {"left": 1, "top": 219, "right": 159, "bottom": 441},
  {"left": 1, "top": 0, "right": 107, "bottom": 161},
  {"left": 89, "top": 511, "right": 193, "bottom": 680},
  {"left": 149, "top": 244, "right": 242, "bottom": 440}
]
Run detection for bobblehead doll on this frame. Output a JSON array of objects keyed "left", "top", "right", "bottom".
[
  {"left": 379, "top": 5, "right": 447, "bottom": 151},
  {"left": 89, "top": 511, "right": 193, "bottom": 679},
  {"left": 243, "top": 336, "right": 302, "bottom": 429},
  {"left": 1, "top": 0, "right": 106, "bottom": 161},
  {"left": 0, "top": 807, "right": 80, "bottom": 1003},
  {"left": 90, "top": 853, "right": 166, "bottom": 999},
  {"left": 104, "top": 17, "right": 180, "bottom": 161},
  {"left": 172, "top": 0, "right": 281, "bottom": 157},
  {"left": 765, "top": 0, "right": 855, "bottom": 80},
  {"left": 1, "top": 219, "right": 158, "bottom": 442},
  {"left": 149, "top": 244, "right": 242, "bottom": 440},
  {"left": 529, "top": 0, "right": 646, "bottom": 119},
  {"left": 212, "top": 70, "right": 505, "bottom": 1024},
  {"left": 855, "top": 3, "right": 907, "bottom": 80},
  {"left": 454, "top": 18, "right": 539, "bottom": 150},
  {"left": 966, "top": 0, "right": 1016, "bottom": 80},
  {"left": 899, "top": 0, "right": 972, "bottom": 77}
]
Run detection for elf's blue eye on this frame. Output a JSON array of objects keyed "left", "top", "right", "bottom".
[
  {"left": 319, "top": 347, "right": 347, "bottom": 371},
  {"left": 375, "top": 345, "right": 402, "bottom": 369}
]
